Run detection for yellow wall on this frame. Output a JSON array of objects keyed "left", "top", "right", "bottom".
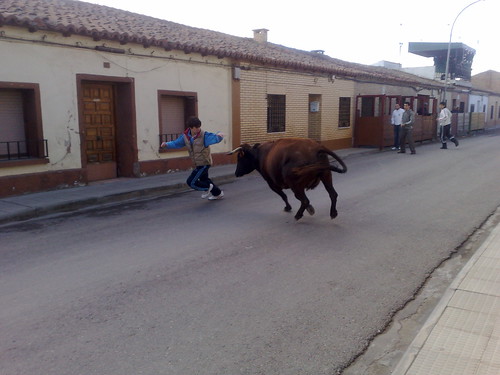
[{"left": 239, "top": 68, "right": 354, "bottom": 147}]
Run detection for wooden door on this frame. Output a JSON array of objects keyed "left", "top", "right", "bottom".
[{"left": 82, "top": 83, "right": 117, "bottom": 180}]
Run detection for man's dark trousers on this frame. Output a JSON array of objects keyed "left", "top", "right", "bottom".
[{"left": 399, "top": 126, "right": 416, "bottom": 153}]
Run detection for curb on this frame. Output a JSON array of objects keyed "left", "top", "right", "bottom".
[{"left": 0, "top": 174, "right": 238, "bottom": 225}]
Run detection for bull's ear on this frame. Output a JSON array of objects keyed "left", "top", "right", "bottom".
[{"left": 252, "top": 143, "right": 261, "bottom": 149}]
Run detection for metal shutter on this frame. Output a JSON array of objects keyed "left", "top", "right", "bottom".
[
  {"left": 0, "top": 89, "right": 25, "bottom": 142},
  {"left": 160, "top": 95, "right": 185, "bottom": 135}
]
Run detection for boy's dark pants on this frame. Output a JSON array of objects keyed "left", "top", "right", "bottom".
[{"left": 186, "top": 165, "right": 222, "bottom": 196}]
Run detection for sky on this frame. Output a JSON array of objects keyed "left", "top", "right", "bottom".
[{"left": 86, "top": 0, "right": 498, "bottom": 75}]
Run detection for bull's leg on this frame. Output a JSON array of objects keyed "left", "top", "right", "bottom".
[
  {"left": 306, "top": 205, "right": 315, "bottom": 215},
  {"left": 291, "top": 188, "right": 311, "bottom": 220},
  {"left": 267, "top": 182, "right": 292, "bottom": 212},
  {"left": 321, "top": 172, "right": 339, "bottom": 219}
]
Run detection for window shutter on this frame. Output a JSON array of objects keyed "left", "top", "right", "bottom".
[
  {"left": 0, "top": 89, "right": 26, "bottom": 142},
  {"left": 160, "top": 96, "right": 185, "bottom": 135}
]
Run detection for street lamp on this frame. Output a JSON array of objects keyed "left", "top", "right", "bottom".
[{"left": 442, "top": 0, "right": 484, "bottom": 102}]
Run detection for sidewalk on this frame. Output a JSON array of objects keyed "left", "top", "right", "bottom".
[
  {"left": 0, "top": 163, "right": 236, "bottom": 226},
  {"left": 392, "top": 214, "right": 500, "bottom": 375},
  {"left": 0, "top": 147, "right": 373, "bottom": 226}
]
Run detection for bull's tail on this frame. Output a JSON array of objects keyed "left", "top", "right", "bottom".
[
  {"left": 319, "top": 149, "right": 347, "bottom": 174},
  {"left": 289, "top": 149, "right": 347, "bottom": 187}
]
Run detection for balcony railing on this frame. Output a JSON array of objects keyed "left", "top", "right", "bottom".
[{"left": 0, "top": 139, "right": 48, "bottom": 161}]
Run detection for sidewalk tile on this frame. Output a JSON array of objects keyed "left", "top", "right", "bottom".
[
  {"left": 449, "top": 290, "right": 500, "bottom": 317},
  {"left": 441, "top": 307, "right": 497, "bottom": 338},
  {"left": 406, "top": 352, "right": 480, "bottom": 375},
  {"left": 483, "top": 242, "right": 500, "bottom": 259},
  {"left": 481, "top": 335, "right": 500, "bottom": 365},
  {"left": 457, "top": 257, "right": 500, "bottom": 296}
]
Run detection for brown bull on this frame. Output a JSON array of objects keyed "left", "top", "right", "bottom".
[{"left": 228, "top": 138, "right": 347, "bottom": 220}]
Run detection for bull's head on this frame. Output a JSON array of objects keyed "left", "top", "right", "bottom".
[{"left": 227, "top": 143, "right": 260, "bottom": 177}]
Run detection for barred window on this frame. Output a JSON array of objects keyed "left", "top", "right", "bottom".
[
  {"left": 158, "top": 91, "right": 197, "bottom": 145},
  {"left": 0, "top": 84, "right": 47, "bottom": 162},
  {"left": 267, "top": 94, "right": 286, "bottom": 133},
  {"left": 338, "top": 97, "right": 351, "bottom": 128}
]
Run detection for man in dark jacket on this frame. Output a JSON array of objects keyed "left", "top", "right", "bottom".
[{"left": 398, "top": 102, "right": 416, "bottom": 154}]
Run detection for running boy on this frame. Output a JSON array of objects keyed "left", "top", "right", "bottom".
[{"left": 160, "top": 116, "right": 224, "bottom": 200}]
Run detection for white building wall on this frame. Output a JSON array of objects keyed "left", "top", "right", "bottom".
[
  {"left": 0, "top": 26, "right": 232, "bottom": 177},
  {"left": 469, "top": 93, "right": 488, "bottom": 115}
]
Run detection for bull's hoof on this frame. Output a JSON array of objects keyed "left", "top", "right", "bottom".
[
  {"left": 330, "top": 210, "right": 338, "bottom": 219},
  {"left": 306, "top": 205, "right": 315, "bottom": 215},
  {"left": 284, "top": 205, "right": 292, "bottom": 212},
  {"left": 294, "top": 214, "right": 303, "bottom": 221}
]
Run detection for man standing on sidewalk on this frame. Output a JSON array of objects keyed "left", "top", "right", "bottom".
[
  {"left": 438, "top": 101, "right": 459, "bottom": 149},
  {"left": 391, "top": 103, "right": 404, "bottom": 150},
  {"left": 398, "top": 102, "right": 416, "bottom": 154}
]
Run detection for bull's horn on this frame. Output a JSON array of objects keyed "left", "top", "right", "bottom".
[{"left": 227, "top": 146, "right": 242, "bottom": 155}]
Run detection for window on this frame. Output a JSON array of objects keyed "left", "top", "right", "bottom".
[
  {"left": 360, "top": 97, "right": 375, "bottom": 117},
  {"left": 490, "top": 105, "right": 494, "bottom": 120},
  {"left": 267, "top": 94, "right": 286, "bottom": 133},
  {"left": 158, "top": 91, "right": 197, "bottom": 145},
  {"left": 459, "top": 102, "right": 465, "bottom": 113},
  {"left": 0, "top": 83, "right": 47, "bottom": 162},
  {"left": 359, "top": 96, "right": 385, "bottom": 117},
  {"left": 417, "top": 95, "right": 431, "bottom": 115},
  {"left": 338, "top": 97, "right": 351, "bottom": 128}
]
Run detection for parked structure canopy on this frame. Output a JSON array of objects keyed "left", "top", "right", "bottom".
[{"left": 408, "top": 42, "right": 475, "bottom": 80}]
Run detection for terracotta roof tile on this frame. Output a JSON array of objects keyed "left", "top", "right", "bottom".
[{"left": 0, "top": 0, "right": 442, "bottom": 87}]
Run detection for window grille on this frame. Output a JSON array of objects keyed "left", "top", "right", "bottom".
[
  {"left": 338, "top": 97, "right": 351, "bottom": 128},
  {"left": 267, "top": 94, "right": 286, "bottom": 133},
  {"left": 0, "top": 139, "right": 48, "bottom": 161},
  {"left": 0, "top": 85, "right": 45, "bottom": 164},
  {"left": 158, "top": 91, "right": 196, "bottom": 148},
  {"left": 159, "top": 133, "right": 183, "bottom": 144}
]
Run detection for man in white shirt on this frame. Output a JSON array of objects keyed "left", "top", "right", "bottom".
[
  {"left": 391, "top": 103, "right": 405, "bottom": 150},
  {"left": 438, "top": 101, "right": 459, "bottom": 149}
]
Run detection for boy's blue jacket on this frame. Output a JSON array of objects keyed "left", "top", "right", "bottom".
[{"left": 166, "top": 128, "right": 223, "bottom": 149}]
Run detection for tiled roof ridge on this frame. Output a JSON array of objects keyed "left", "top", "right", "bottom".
[{"left": 0, "top": 0, "right": 443, "bottom": 87}]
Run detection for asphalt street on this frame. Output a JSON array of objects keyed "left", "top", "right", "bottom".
[{"left": 1, "top": 133, "right": 499, "bottom": 375}]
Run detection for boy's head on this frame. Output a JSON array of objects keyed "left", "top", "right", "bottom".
[{"left": 186, "top": 116, "right": 202, "bottom": 129}]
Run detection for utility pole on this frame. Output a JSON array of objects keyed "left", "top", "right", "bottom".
[{"left": 442, "top": 0, "right": 484, "bottom": 103}]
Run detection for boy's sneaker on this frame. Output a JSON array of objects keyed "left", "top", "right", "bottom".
[
  {"left": 208, "top": 191, "right": 224, "bottom": 200},
  {"left": 201, "top": 184, "right": 213, "bottom": 199}
]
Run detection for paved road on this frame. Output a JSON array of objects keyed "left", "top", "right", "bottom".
[{"left": 1, "top": 133, "right": 499, "bottom": 375}]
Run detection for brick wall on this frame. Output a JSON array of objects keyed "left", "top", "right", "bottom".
[
  {"left": 239, "top": 68, "right": 354, "bottom": 147},
  {"left": 472, "top": 71, "right": 500, "bottom": 92}
]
